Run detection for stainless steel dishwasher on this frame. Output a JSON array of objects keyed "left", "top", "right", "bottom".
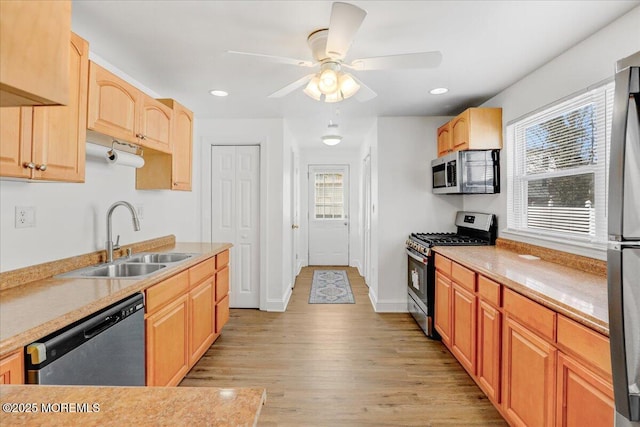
[{"left": 25, "top": 293, "right": 145, "bottom": 385}]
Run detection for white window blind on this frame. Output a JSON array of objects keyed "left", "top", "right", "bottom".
[{"left": 507, "top": 81, "right": 614, "bottom": 247}]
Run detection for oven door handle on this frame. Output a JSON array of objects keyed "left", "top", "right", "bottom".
[{"left": 406, "top": 248, "right": 428, "bottom": 264}]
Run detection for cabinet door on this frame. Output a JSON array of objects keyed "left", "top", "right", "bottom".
[
  {"left": 0, "top": 0, "right": 70, "bottom": 106},
  {"left": 138, "top": 95, "right": 172, "bottom": 153},
  {"left": 437, "top": 122, "right": 452, "bottom": 156},
  {"left": 31, "top": 33, "right": 88, "bottom": 182},
  {"left": 477, "top": 300, "right": 502, "bottom": 403},
  {"left": 171, "top": 102, "right": 193, "bottom": 190},
  {"left": 0, "top": 349, "right": 24, "bottom": 385},
  {"left": 189, "top": 278, "right": 215, "bottom": 366},
  {"left": 503, "top": 316, "right": 557, "bottom": 427},
  {"left": 556, "top": 352, "right": 614, "bottom": 427},
  {"left": 434, "top": 271, "right": 452, "bottom": 346},
  {"left": 216, "top": 265, "right": 230, "bottom": 303},
  {"left": 451, "top": 283, "right": 477, "bottom": 375},
  {"left": 0, "top": 107, "right": 32, "bottom": 178},
  {"left": 146, "top": 294, "right": 189, "bottom": 386},
  {"left": 216, "top": 294, "right": 230, "bottom": 334},
  {"left": 451, "top": 110, "right": 470, "bottom": 151},
  {"left": 87, "top": 61, "right": 140, "bottom": 144}
]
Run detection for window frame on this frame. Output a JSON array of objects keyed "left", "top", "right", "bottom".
[{"left": 505, "top": 80, "right": 614, "bottom": 251}]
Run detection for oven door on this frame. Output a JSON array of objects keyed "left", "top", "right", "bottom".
[{"left": 406, "top": 248, "right": 429, "bottom": 305}]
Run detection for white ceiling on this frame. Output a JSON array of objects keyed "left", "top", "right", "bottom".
[{"left": 71, "top": 0, "right": 638, "bottom": 148}]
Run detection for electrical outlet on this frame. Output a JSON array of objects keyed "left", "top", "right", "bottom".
[
  {"left": 136, "top": 204, "right": 144, "bottom": 220},
  {"left": 15, "top": 206, "right": 36, "bottom": 228}
]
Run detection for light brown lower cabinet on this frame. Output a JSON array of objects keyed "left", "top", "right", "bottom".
[
  {"left": 146, "top": 293, "right": 189, "bottom": 387},
  {"left": 145, "top": 252, "right": 230, "bottom": 386},
  {"left": 451, "top": 283, "right": 476, "bottom": 375},
  {"left": 434, "top": 271, "right": 452, "bottom": 346},
  {"left": 0, "top": 349, "right": 24, "bottom": 385},
  {"left": 502, "top": 315, "right": 557, "bottom": 427},
  {"left": 477, "top": 299, "right": 501, "bottom": 403}
]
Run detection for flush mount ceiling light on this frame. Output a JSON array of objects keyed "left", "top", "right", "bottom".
[
  {"left": 321, "top": 121, "right": 342, "bottom": 146},
  {"left": 209, "top": 89, "right": 228, "bottom": 97},
  {"left": 429, "top": 87, "right": 448, "bottom": 95}
]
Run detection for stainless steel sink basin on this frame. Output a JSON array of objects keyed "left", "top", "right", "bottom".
[
  {"left": 129, "top": 253, "right": 194, "bottom": 264},
  {"left": 83, "top": 263, "right": 166, "bottom": 278}
]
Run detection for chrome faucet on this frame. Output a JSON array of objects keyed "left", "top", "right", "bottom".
[{"left": 106, "top": 201, "right": 140, "bottom": 263}]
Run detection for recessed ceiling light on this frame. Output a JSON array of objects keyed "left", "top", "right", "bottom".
[
  {"left": 209, "top": 90, "right": 228, "bottom": 97},
  {"left": 429, "top": 87, "right": 448, "bottom": 95}
]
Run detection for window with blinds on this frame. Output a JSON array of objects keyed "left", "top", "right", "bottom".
[
  {"left": 314, "top": 172, "right": 344, "bottom": 219},
  {"left": 506, "top": 81, "right": 614, "bottom": 247}
]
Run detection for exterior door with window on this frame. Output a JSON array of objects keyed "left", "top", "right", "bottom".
[{"left": 308, "top": 165, "right": 349, "bottom": 265}]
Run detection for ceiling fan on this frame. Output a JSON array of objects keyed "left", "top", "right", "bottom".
[{"left": 228, "top": 2, "right": 442, "bottom": 103}]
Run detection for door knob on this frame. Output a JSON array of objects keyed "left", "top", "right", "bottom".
[
  {"left": 36, "top": 164, "right": 47, "bottom": 171},
  {"left": 292, "top": 224, "right": 299, "bottom": 229}
]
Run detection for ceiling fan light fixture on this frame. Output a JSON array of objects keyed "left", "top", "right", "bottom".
[
  {"left": 303, "top": 76, "right": 322, "bottom": 101},
  {"left": 339, "top": 73, "right": 360, "bottom": 99},
  {"left": 318, "top": 68, "right": 339, "bottom": 94}
]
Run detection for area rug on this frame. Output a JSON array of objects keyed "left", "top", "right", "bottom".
[{"left": 309, "top": 270, "right": 355, "bottom": 304}]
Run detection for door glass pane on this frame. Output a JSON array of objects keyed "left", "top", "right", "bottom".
[{"left": 314, "top": 172, "right": 344, "bottom": 219}]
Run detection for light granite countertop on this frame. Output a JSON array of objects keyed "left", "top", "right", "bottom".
[
  {"left": 0, "top": 385, "right": 266, "bottom": 426},
  {"left": 0, "top": 242, "right": 232, "bottom": 358},
  {"left": 432, "top": 245, "right": 609, "bottom": 336}
]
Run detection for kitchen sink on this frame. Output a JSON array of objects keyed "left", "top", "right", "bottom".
[
  {"left": 55, "top": 252, "right": 197, "bottom": 279},
  {"left": 82, "top": 263, "right": 166, "bottom": 278},
  {"left": 128, "top": 253, "right": 194, "bottom": 264}
]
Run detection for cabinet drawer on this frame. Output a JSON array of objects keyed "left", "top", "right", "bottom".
[
  {"left": 478, "top": 275, "right": 501, "bottom": 307},
  {"left": 145, "top": 270, "right": 189, "bottom": 314},
  {"left": 435, "top": 254, "right": 452, "bottom": 276},
  {"left": 557, "top": 315, "right": 611, "bottom": 378},
  {"left": 503, "top": 288, "right": 556, "bottom": 342},
  {"left": 216, "top": 249, "right": 229, "bottom": 270},
  {"left": 452, "top": 262, "right": 475, "bottom": 292},
  {"left": 189, "top": 257, "right": 215, "bottom": 288},
  {"left": 216, "top": 266, "right": 230, "bottom": 302}
]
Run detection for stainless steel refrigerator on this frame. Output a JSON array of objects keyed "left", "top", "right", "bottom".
[{"left": 608, "top": 51, "right": 640, "bottom": 427}]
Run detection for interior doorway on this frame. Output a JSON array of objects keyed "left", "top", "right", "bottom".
[{"left": 308, "top": 165, "right": 349, "bottom": 265}]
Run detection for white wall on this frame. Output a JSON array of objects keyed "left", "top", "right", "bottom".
[
  {"left": 198, "top": 118, "right": 292, "bottom": 312},
  {"left": 372, "top": 117, "right": 463, "bottom": 312},
  {"left": 299, "top": 146, "right": 362, "bottom": 272},
  {"left": 0, "top": 57, "right": 200, "bottom": 273},
  {"left": 464, "top": 6, "right": 640, "bottom": 260}
]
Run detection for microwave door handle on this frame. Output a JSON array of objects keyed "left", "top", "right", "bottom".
[{"left": 493, "top": 150, "right": 501, "bottom": 193}]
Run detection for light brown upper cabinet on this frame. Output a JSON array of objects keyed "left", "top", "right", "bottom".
[
  {"left": 437, "top": 107, "right": 502, "bottom": 157},
  {"left": 136, "top": 99, "right": 193, "bottom": 191},
  {"left": 0, "top": 0, "right": 71, "bottom": 107},
  {"left": 87, "top": 62, "right": 172, "bottom": 154},
  {"left": 0, "top": 33, "right": 88, "bottom": 182}
]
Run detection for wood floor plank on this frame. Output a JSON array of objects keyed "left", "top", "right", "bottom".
[{"left": 181, "top": 266, "right": 507, "bottom": 426}]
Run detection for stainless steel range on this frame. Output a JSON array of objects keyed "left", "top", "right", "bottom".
[{"left": 406, "top": 211, "right": 497, "bottom": 338}]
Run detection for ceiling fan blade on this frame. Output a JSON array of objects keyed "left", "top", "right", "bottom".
[
  {"left": 350, "top": 51, "right": 443, "bottom": 70},
  {"left": 325, "top": 2, "right": 367, "bottom": 60},
  {"left": 350, "top": 74, "right": 377, "bottom": 102},
  {"left": 227, "top": 50, "right": 314, "bottom": 67},
  {"left": 268, "top": 74, "right": 315, "bottom": 98}
]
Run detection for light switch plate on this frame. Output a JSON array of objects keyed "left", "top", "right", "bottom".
[{"left": 15, "top": 206, "right": 36, "bottom": 228}]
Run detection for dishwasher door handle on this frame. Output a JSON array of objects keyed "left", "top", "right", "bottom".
[{"left": 84, "top": 315, "right": 120, "bottom": 339}]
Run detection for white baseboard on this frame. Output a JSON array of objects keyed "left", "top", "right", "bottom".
[
  {"left": 264, "top": 286, "right": 292, "bottom": 312},
  {"left": 350, "top": 259, "right": 363, "bottom": 276},
  {"left": 368, "top": 288, "right": 408, "bottom": 312}
]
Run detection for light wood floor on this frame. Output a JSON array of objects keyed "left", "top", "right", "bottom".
[{"left": 181, "top": 266, "right": 507, "bottom": 426}]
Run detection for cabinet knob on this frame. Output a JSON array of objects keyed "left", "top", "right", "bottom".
[
  {"left": 36, "top": 164, "right": 47, "bottom": 171},
  {"left": 23, "top": 162, "right": 35, "bottom": 169}
]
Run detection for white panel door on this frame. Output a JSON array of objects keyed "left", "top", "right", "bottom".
[
  {"left": 211, "top": 145, "right": 260, "bottom": 308},
  {"left": 308, "top": 165, "right": 349, "bottom": 265}
]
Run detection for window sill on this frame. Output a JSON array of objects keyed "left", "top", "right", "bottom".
[{"left": 500, "top": 229, "right": 606, "bottom": 261}]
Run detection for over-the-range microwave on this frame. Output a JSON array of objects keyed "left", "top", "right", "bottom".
[{"left": 431, "top": 150, "right": 500, "bottom": 194}]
